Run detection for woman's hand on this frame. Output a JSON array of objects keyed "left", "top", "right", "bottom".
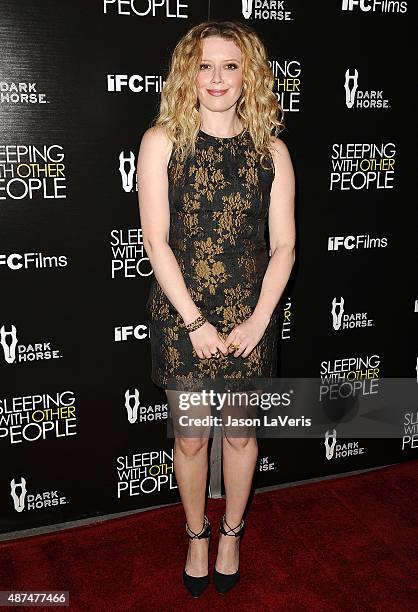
[
  {"left": 224, "top": 313, "right": 271, "bottom": 358},
  {"left": 188, "top": 320, "right": 229, "bottom": 359}
]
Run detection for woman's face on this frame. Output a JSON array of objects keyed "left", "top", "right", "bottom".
[{"left": 195, "top": 36, "right": 243, "bottom": 113}]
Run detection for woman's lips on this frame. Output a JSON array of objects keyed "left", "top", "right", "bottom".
[{"left": 207, "top": 89, "right": 228, "bottom": 96}]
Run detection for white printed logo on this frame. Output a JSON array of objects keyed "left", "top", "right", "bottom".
[
  {"left": 344, "top": 69, "right": 358, "bottom": 108},
  {"left": 242, "top": 0, "right": 253, "bottom": 18},
  {"left": 331, "top": 297, "right": 374, "bottom": 330},
  {"left": 269, "top": 59, "right": 301, "bottom": 112},
  {"left": 103, "top": 1, "right": 189, "bottom": 18},
  {"left": 10, "top": 477, "right": 26, "bottom": 512},
  {"left": 344, "top": 68, "right": 389, "bottom": 109},
  {"left": 125, "top": 388, "right": 140, "bottom": 424},
  {"left": 10, "top": 477, "right": 68, "bottom": 512},
  {"left": 0, "top": 324, "right": 62, "bottom": 364},
  {"left": 324, "top": 429, "right": 365, "bottom": 460},
  {"left": 115, "top": 325, "right": 148, "bottom": 342},
  {"left": 110, "top": 229, "right": 152, "bottom": 278},
  {"left": 124, "top": 388, "right": 168, "bottom": 424},
  {"left": 331, "top": 298, "right": 345, "bottom": 331},
  {"left": 320, "top": 353, "right": 381, "bottom": 385},
  {"left": 119, "top": 151, "right": 136, "bottom": 192},
  {"left": 0, "top": 81, "right": 48, "bottom": 104},
  {"left": 330, "top": 142, "right": 396, "bottom": 191},
  {"left": 259, "top": 456, "right": 278, "bottom": 471},
  {"left": 0, "top": 252, "right": 67, "bottom": 271},
  {"left": 324, "top": 429, "right": 337, "bottom": 459},
  {"left": 282, "top": 298, "right": 292, "bottom": 340},
  {"left": 402, "top": 410, "right": 418, "bottom": 450},
  {"left": 0, "top": 144, "right": 66, "bottom": 201},
  {"left": 0, "top": 390, "right": 77, "bottom": 445},
  {"left": 0, "top": 325, "right": 18, "bottom": 363},
  {"left": 328, "top": 235, "right": 388, "bottom": 251},
  {"left": 107, "top": 75, "right": 164, "bottom": 93},
  {"left": 341, "top": 0, "right": 407, "bottom": 14},
  {"left": 241, "top": 0, "right": 292, "bottom": 20},
  {"left": 117, "top": 450, "right": 177, "bottom": 497}
]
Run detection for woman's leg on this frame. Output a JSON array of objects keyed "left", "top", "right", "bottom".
[
  {"left": 215, "top": 434, "right": 258, "bottom": 573},
  {"left": 173, "top": 436, "right": 209, "bottom": 576},
  {"left": 168, "top": 389, "right": 211, "bottom": 577},
  {"left": 216, "top": 383, "right": 259, "bottom": 573}
]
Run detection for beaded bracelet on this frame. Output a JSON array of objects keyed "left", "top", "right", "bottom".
[{"left": 185, "top": 314, "right": 207, "bottom": 332}]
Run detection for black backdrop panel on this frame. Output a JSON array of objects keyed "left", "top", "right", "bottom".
[{"left": 0, "top": 0, "right": 415, "bottom": 534}]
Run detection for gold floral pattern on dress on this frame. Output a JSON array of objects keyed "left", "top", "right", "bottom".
[
  {"left": 215, "top": 284, "right": 254, "bottom": 334},
  {"left": 191, "top": 236, "right": 230, "bottom": 297},
  {"left": 146, "top": 129, "right": 277, "bottom": 389},
  {"left": 177, "top": 193, "right": 202, "bottom": 238},
  {"left": 213, "top": 192, "right": 252, "bottom": 246},
  {"left": 188, "top": 145, "right": 227, "bottom": 202},
  {"left": 238, "top": 148, "right": 260, "bottom": 193},
  {"left": 163, "top": 326, "right": 184, "bottom": 372}
]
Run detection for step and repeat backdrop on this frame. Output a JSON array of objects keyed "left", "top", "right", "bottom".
[{"left": 0, "top": 1, "right": 415, "bottom": 534}]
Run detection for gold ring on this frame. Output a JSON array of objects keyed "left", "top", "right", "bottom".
[{"left": 230, "top": 343, "right": 240, "bottom": 350}]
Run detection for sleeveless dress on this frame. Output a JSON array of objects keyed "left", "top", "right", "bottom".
[{"left": 145, "top": 127, "right": 279, "bottom": 390}]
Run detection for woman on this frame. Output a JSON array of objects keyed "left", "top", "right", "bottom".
[{"left": 137, "top": 20, "right": 295, "bottom": 597}]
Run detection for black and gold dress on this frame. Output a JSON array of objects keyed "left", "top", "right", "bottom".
[{"left": 146, "top": 127, "right": 279, "bottom": 390}]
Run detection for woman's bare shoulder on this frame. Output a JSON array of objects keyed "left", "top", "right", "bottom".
[
  {"left": 269, "top": 134, "right": 289, "bottom": 156},
  {"left": 139, "top": 125, "right": 173, "bottom": 164},
  {"left": 268, "top": 135, "right": 294, "bottom": 185}
]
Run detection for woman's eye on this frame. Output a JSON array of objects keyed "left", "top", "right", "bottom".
[{"left": 199, "top": 63, "right": 238, "bottom": 70}]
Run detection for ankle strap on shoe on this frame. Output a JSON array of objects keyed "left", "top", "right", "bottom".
[
  {"left": 220, "top": 514, "right": 245, "bottom": 537},
  {"left": 185, "top": 514, "right": 211, "bottom": 539}
]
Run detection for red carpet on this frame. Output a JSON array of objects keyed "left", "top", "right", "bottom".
[{"left": 1, "top": 460, "right": 417, "bottom": 611}]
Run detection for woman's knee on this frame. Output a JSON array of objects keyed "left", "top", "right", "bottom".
[
  {"left": 223, "top": 434, "right": 257, "bottom": 451},
  {"left": 175, "top": 436, "right": 209, "bottom": 457}
]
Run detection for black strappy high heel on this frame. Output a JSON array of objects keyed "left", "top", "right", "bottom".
[
  {"left": 213, "top": 514, "right": 245, "bottom": 594},
  {"left": 182, "top": 514, "right": 211, "bottom": 598}
]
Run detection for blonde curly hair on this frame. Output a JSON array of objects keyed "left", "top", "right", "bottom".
[{"left": 152, "top": 20, "right": 285, "bottom": 171}]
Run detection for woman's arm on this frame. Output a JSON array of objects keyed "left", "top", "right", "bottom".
[
  {"left": 251, "top": 136, "right": 296, "bottom": 328},
  {"left": 137, "top": 126, "right": 201, "bottom": 326}
]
